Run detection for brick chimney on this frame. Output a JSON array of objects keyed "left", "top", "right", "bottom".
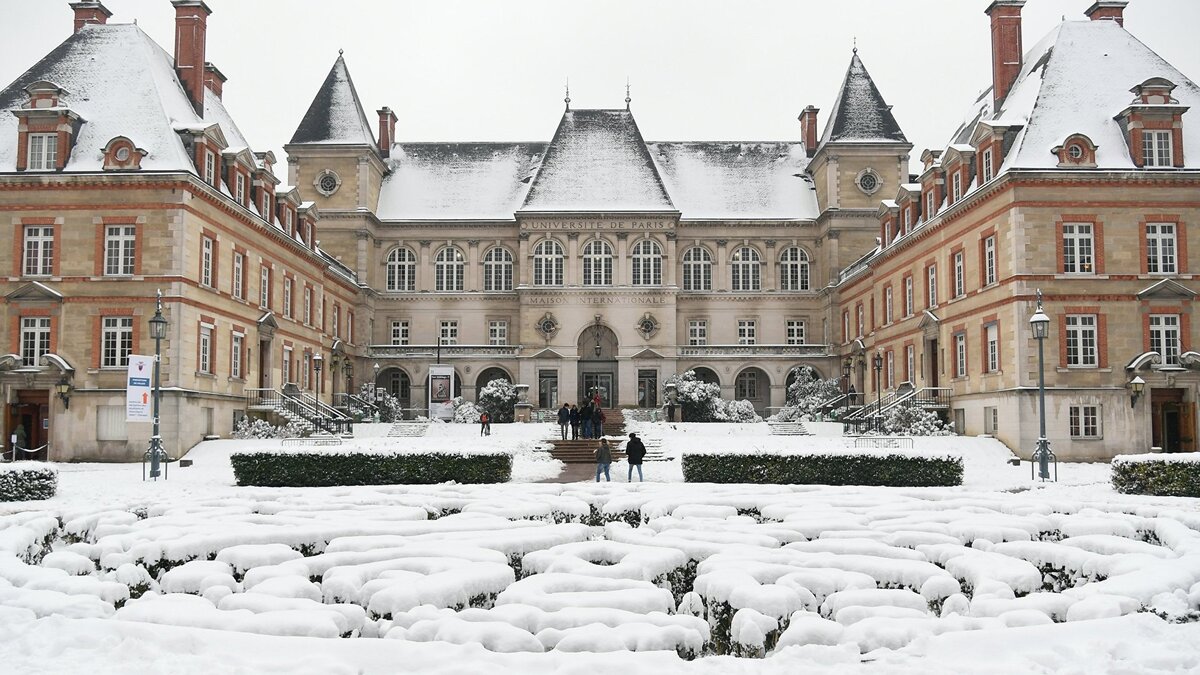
[
  {"left": 1085, "top": 1, "right": 1128, "bottom": 27},
  {"left": 986, "top": 0, "right": 1025, "bottom": 108},
  {"left": 798, "top": 106, "right": 820, "bottom": 158},
  {"left": 377, "top": 107, "right": 398, "bottom": 158},
  {"left": 69, "top": 1, "right": 111, "bottom": 33},
  {"left": 204, "top": 62, "right": 226, "bottom": 99},
  {"left": 172, "top": 0, "right": 212, "bottom": 113}
]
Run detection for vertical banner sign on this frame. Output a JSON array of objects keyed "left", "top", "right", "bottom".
[
  {"left": 428, "top": 365, "right": 455, "bottom": 421},
  {"left": 126, "top": 355, "right": 154, "bottom": 422}
]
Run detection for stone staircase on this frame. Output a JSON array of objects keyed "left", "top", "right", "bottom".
[
  {"left": 276, "top": 408, "right": 315, "bottom": 436},
  {"left": 768, "top": 420, "right": 811, "bottom": 436},
  {"left": 545, "top": 410, "right": 669, "bottom": 464},
  {"left": 387, "top": 421, "right": 430, "bottom": 438}
]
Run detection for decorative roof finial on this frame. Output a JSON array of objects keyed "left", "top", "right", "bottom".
[
  {"left": 852, "top": 37, "right": 857, "bottom": 54},
  {"left": 625, "top": 77, "right": 631, "bottom": 110},
  {"left": 338, "top": 48, "right": 344, "bottom": 56},
  {"left": 564, "top": 78, "right": 571, "bottom": 111}
]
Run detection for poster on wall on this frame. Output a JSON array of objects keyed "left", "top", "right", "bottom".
[
  {"left": 126, "top": 355, "right": 154, "bottom": 422},
  {"left": 429, "top": 365, "right": 455, "bottom": 421}
]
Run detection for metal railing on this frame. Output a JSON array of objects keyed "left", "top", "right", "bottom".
[
  {"left": 244, "top": 387, "right": 352, "bottom": 435},
  {"left": 853, "top": 436, "right": 914, "bottom": 449},
  {"left": 817, "top": 392, "right": 864, "bottom": 414}
]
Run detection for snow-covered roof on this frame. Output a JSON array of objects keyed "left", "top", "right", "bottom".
[
  {"left": 648, "top": 142, "right": 818, "bottom": 221},
  {"left": 288, "top": 54, "right": 376, "bottom": 147},
  {"left": 819, "top": 52, "right": 908, "bottom": 146},
  {"left": 377, "top": 143, "right": 546, "bottom": 221},
  {"left": 520, "top": 109, "right": 676, "bottom": 213}
]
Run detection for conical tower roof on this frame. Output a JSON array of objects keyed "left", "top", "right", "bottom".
[
  {"left": 820, "top": 52, "right": 907, "bottom": 146},
  {"left": 289, "top": 53, "right": 375, "bottom": 146}
]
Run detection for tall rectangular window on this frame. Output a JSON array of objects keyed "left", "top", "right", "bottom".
[
  {"left": 1062, "top": 223, "right": 1095, "bottom": 274},
  {"left": 1142, "top": 130, "right": 1173, "bottom": 167},
  {"left": 235, "top": 173, "right": 246, "bottom": 205},
  {"left": 198, "top": 325, "right": 212, "bottom": 374},
  {"left": 953, "top": 251, "right": 965, "bottom": 298},
  {"left": 27, "top": 133, "right": 57, "bottom": 171},
  {"left": 104, "top": 225, "right": 136, "bottom": 276},
  {"left": 951, "top": 172, "right": 962, "bottom": 202},
  {"left": 440, "top": 320, "right": 458, "bottom": 346},
  {"left": 232, "top": 252, "right": 244, "bottom": 300},
  {"left": 282, "top": 277, "right": 292, "bottom": 319},
  {"left": 927, "top": 264, "right": 938, "bottom": 307},
  {"left": 1065, "top": 315, "right": 1098, "bottom": 367},
  {"left": 1149, "top": 314, "right": 1181, "bottom": 365},
  {"left": 786, "top": 320, "right": 806, "bottom": 345},
  {"left": 842, "top": 310, "right": 850, "bottom": 342},
  {"left": 954, "top": 332, "right": 967, "bottom": 378},
  {"left": 906, "top": 344, "right": 915, "bottom": 384},
  {"left": 926, "top": 190, "right": 936, "bottom": 218},
  {"left": 332, "top": 306, "right": 340, "bottom": 338},
  {"left": 282, "top": 346, "right": 292, "bottom": 384},
  {"left": 260, "top": 266, "right": 270, "bottom": 308},
  {"left": 347, "top": 313, "right": 354, "bottom": 343},
  {"left": 302, "top": 352, "right": 311, "bottom": 390},
  {"left": 303, "top": 287, "right": 312, "bottom": 325},
  {"left": 1069, "top": 405, "right": 1101, "bottom": 438},
  {"left": 203, "top": 150, "right": 216, "bottom": 185},
  {"left": 856, "top": 304, "right": 864, "bottom": 337},
  {"left": 101, "top": 317, "right": 133, "bottom": 368},
  {"left": 489, "top": 320, "right": 508, "bottom": 346},
  {"left": 884, "top": 286, "right": 894, "bottom": 324},
  {"left": 982, "top": 148, "right": 994, "bottom": 182},
  {"left": 231, "top": 332, "right": 244, "bottom": 379},
  {"left": 20, "top": 317, "right": 50, "bottom": 366},
  {"left": 390, "top": 320, "right": 409, "bottom": 346},
  {"left": 23, "top": 226, "right": 54, "bottom": 276},
  {"left": 1146, "top": 223, "right": 1177, "bottom": 274},
  {"left": 200, "top": 236, "right": 214, "bottom": 287},
  {"left": 984, "top": 236, "right": 997, "bottom": 286},
  {"left": 689, "top": 320, "right": 707, "bottom": 346},
  {"left": 737, "top": 320, "right": 756, "bottom": 345},
  {"left": 986, "top": 323, "right": 999, "bottom": 373},
  {"left": 885, "top": 350, "right": 895, "bottom": 389},
  {"left": 904, "top": 276, "right": 914, "bottom": 317}
]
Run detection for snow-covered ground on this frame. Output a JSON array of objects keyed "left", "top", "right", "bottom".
[{"left": 0, "top": 421, "right": 1197, "bottom": 674}]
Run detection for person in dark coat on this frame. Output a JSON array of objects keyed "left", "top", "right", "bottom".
[
  {"left": 625, "top": 432, "right": 647, "bottom": 482},
  {"left": 581, "top": 402, "right": 593, "bottom": 439},
  {"left": 557, "top": 403, "right": 571, "bottom": 440},
  {"left": 569, "top": 404, "right": 581, "bottom": 440},
  {"left": 591, "top": 406, "right": 603, "bottom": 438},
  {"left": 594, "top": 438, "right": 613, "bottom": 482}
]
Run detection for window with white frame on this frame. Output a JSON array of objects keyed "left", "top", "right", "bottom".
[
  {"left": 779, "top": 247, "right": 810, "bottom": 291},
  {"left": 302, "top": 352, "right": 311, "bottom": 390},
  {"left": 1065, "top": 314, "right": 1098, "bottom": 367},
  {"left": 582, "top": 239, "right": 613, "bottom": 286},
  {"left": 1069, "top": 405, "right": 1101, "bottom": 438},
  {"left": 303, "top": 287, "right": 312, "bottom": 325},
  {"left": 104, "top": 225, "right": 136, "bottom": 276},
  {"left": 261, "top": 193, "right": 271, "bottom": 221},
  {"left": 951, "top": 172, "right": 962, "bottom": 202},
  {"left": 198, "top": 324, "right": 213, "bottom": 374},
  {"left": 735, "top": 370, "right": 758, "bottom": 399},
  {"left": 281, "top": 346, "right": 292, "bottom": 384},
  {"left": 681, "top": 247, "right": 712, "bottom": 291},
  {"left": 906, "top": 344, "right": 915, "bottom": 383},
  {"left": 842, "top": 310, "right": 850, "bottom": 342},
  {"left": 434, "top": 246, "right": 465, "bottom": 292},
  {"left": 200, "top": 237, "right": 214, "bottom": 287},
  {"left": 1142, "top": 130, "right": 1173, "bottom": 167},
  {"left": 982, "top": 148, "right": 994, "bottom": 183},
  {"left": 986, "top": 323, "right": 999, "bottom": 373},
  {"left": 630, "top": 239, "right": 662, "bottom": 286},
  {"left": 926, "top": 190, "right": 936, "bottom": 218},
  {"left": 730, "top": 247, "right": 761, "bottom": 291},
  {"left": 489, "top": 320, "right": 508, "bottom": 346},
  {"left": 786, "top": 320, "right": 806, "bottom": 345},
  {"left": 884, "top": 286, "right": 894, "bottom": 324},
  {"left": 332, "top": 306, "right": 340, "bottom": 338},
  {"left": 27, "top": 133, "right": 57, "bottom": 171},
  {"left": 386, "top": 248, "right": 416, "bottom": 292},
  {"left": 904, "top": 276, "right": 914, "bottom": 317},
  {"left": 984, "top": 235, "right": 997, "bottom": 286},
  {"left": 232, "top": 252, "right": 244, "bottom": 299},
  {"left": 282, "top": 277, "right": 292, "bottom": 319},
  {"left": 346, "top": 313, "right": 353, "bottom": 343},
  {"left": 259, "top": 266, "right": 270, "bottom": 308},
  {"left": 927, "top": 264, "right": 938, "bottom": 307},
  {"left": 737, "top": 319, "right": 757, "bottom": 345},
  {"left": 984, "top": 406, "right": 998, "bottom": 435},
  {"left": 533, "top": 239, "right": 564, "bottom": 286},
  {"left": 100, "top": 317, "right": 133, "bottom": 368},
  {"left": 482, "top": 247, "right": 514, "bottom": 291},
  {"left": 390, "top": 320, "right": 409, "bottom": 346},
  {"left": 885, "top": 351, "right": 895, "bottom": 389},
  {"left": 235, "top": 173, "right": 246, "bottom": 205},
  {"left": 203, "top": 149, "right": 216, "bottom": 185},
  {"left": 953, "top": 251, "right": 965, "bottom": 297},
  {"left": 439, "top": 320, "right": 458, "bottom": 346},
  {"left": 23, "top": 226, "right": 54, "bottom": 276},
  {"left": 96, "top": 406, "right": 127, "bottom": 442},
  {"left": 856, "top": 304, "right": 864, "bottom": 337},
  {"left": 688, "top": 320, "right": 707, "bottom": 346},
  {"left": 1149, "top": 314, "right": 1181, "bottom": 365},
  {"left": 902, "top": 208, "right": 911, "bottom": 235},
  {"left": 1062, "top": 223, "right": 1095, "bottom": 274},
  {"left": 1146, "top": 223, "right": 1177, "bottom": 274},
  {"left": 231, "top": 332, "right": 243, "bottom": 379},
  {"left": 954, "top": 332, "right": 967, "bottom": 378}
]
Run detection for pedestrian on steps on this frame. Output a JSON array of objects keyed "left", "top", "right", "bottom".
[
  {"left": 569, "top": 404, "right": 581, "bottom": 440},
  {"left": 557, "top": 403, "right": 571, "bottom": 440},
  {"left": 594, "top": 438, "right": 612, "bottom": 482},
  {"left": 581, "top": 401, "right": 593, "bottom": 439},
  {"left": 592, "top": 406, "right": 604, "bottom": 439},
  {"left": 625, "top": 432, "right": 646, "bottom": 482}
]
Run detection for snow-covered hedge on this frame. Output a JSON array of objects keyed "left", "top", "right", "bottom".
[
  {"left": 1112, "top": 453, "right": 1200, "bottom": 497},
  {"left": 0, "top": 463, "right": 58, "bottom": 501},
  {"left": 230, "top": 450, "right": 512, "bottom": 487},
  {"left": 680, "top": 451, "right": 962, "bottom": 487}
]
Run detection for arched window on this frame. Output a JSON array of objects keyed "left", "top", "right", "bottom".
[
  {"left": 779, "top": 247, "right": 810, "bottom": 291},
  {"left": 630, "top": 239, "right": 662, "bottom": 286},
  {"left": 482, "top": 247, "right": 513, "bottom": 291},
  {"left": 582, "top": 239, "right": 613, "bottom": 286},
  {"left": 533, "top": 239, "right": 564, "bottom": 286},
  {"left": 386, "top": 247, "right": 416, "bottom": 292},
  {"left": 681, "top": 247, "right": 712, "bottom": 291},
  {"left": 434, "top": 246, "right": 465, "bottom": 292},
  {"left": 730, "top": 246, "right": 761, "bottom": 291}
]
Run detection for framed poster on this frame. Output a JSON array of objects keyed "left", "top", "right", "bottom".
[{"left": 429, "top": 365, "right": 455, "bottom": 420}]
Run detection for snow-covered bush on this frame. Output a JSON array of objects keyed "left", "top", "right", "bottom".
[
  {"left": 0, "top": 463, "right": 58, "bottom": 501},
  {"left": 720, "top": 399, "right": 762, "bottom": 423},
  {"left": 232, "top": 418, "right": 304, "bottom": 439},
  {"left": 230, "top": 450, "right": 512, "bottom": 486},
  {"left": 477, "top": 379, "right": 517, "bottom": 423},
  {"left": 877, "top": 405, "right": 954, "bottom": 436},
  {"left": 452, "top": 397, "right": 484, "bottom": 424},
  {"left": 771, "top": 366, "right": 842, "bottom": 422},
  {"left": 681, "top": 451, "right": 963, "bottom": 487},
  {"left": 664, "top": 371, "right": 761, "bottom": 423},
  {"left": 1112, "top": 453, "right": 1200, "bottom": 497}
]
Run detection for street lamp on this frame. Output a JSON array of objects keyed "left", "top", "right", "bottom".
[
  {"left": 146, "top": 290, "right": 169, "bottom": 480},
  {"left": 1029, "top": 289, "right": 1055, "bottom": 481},
  {"left": 313, "top": 353, "right": 324, "bottom": 432},
  {"left": 343, "top": 358, "right": 353, "bottom": 400},
  {"left": 872, "top": 351, "right": 884, "bottom": 433},
  {"left": 842, "top": 358, "right": 852, "bottom": 397},
  {"left": 592, "top": 315, "right": 603, "bottom": 358}
]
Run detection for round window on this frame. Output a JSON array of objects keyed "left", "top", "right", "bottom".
[
  {"left": 856, "top": 170, "right": 880, "bottom": 195},
  {"left": 540, "top": 319, "right": 557, "bottom": 334},
  {"left": 114, "top": 147, "right": 130, "bottom": 161},
  {"left": 318, "top": 173, "right": 339, "bottom": 194},
  {"left": 1067, "top": 144, "right": 1084, "bottom": 160},
  {"left": 639, "top": 318, "right": 656, "bottom": 334}
]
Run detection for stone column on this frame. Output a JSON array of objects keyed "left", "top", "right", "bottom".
[
  {"left": 615, "top": 233, "right": 629, "bottom": 286},
  {"left": 467, "top": 240, "right": 480, "bottom": 291},
  {"left": 518, "top": 233, "right": 531, "bottom": 286},
  {"left": 417, "top": 240, "right": 431, "bottom": 292},
  {"left": 355, "top": 231, "right": 370, "bottom": 283},
  {"left": 665, "top": 232, "right": 677, "bottom": 287},
  {"left": 566, "top": 233, "right": 579, "bottom": 286},
  {"left": 765, "top": 240, "right": 776, "bottom": 291},
  {"left": 716, "top": 240, "right": 728, "bottom": 292}
]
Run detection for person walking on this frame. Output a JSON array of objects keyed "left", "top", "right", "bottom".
[
  {"left": 557, "top": 403, "right": 571, "bottom": 440},
  {"left": 625, "top": 432, "right": 646, "bottom": 482},
  {"left": 591, "top": 405, "right": 603, "bottom": 439},
  {"left": 569, "top": 404, "right": 581, "bottom": 440},
  {"left": 594, "top": 438, "right": 612, "bottom": 482},
  {"left": 581, "top": 401, "right": 593, "bottom": 439},
  {"left": 479, "top": 411, "right": 491, "bottom": 436}
]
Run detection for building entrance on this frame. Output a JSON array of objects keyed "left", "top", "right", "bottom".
[
  {"left": 7, "top": 390, "right": 49, "bottom": 461},
  {"left": 1151, "top": 388, "right": 1195, "bottom": 452},
  {"left": 577, "top": 321, "right": 619, "bottom": 407}
]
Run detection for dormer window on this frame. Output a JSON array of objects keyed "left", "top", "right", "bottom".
[
  {"left": 203, "top": 150, "right": 216, "bottom": 185},
  {"left": 1114, "top": 78, "right": 1186, "bottom": 169},
  {"left": 15, "top": 81, "right": 83, "bottom": 172},
  {"left": 982, "top": 148, "right": 994, "bottom": 182},
  {"left": 101, "top": 136, "right": 147, "bottom": 171},
  {"left": 27, "top": 133, "right": 58, "bottom": 171},
  {"left": 951, "top": 172, "right": 962, "bottom": 202},
  {"left": 1053, "top": 134, "right": 1099, "bottom": 168},
  {"left": 235, "top": 173, "right": 246, "bottom": 205},
  {"left": 1143, "top": 130, "right": 1173, "bottom": 167}
]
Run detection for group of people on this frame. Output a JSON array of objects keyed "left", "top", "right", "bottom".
[
  {"left": 593, "top": 433, "right": 646, "bottom": 482},
  {"left": 556, "top": 399, "right": 606, "bottom": 440}
]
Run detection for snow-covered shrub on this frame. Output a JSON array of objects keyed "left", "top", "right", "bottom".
[
  {"left": 477, "top": 378, "right": 517, "bottom": 423},
  {"left": 1112, "top": 453, "right": 1200, "bottom": 497},
  {"left": 720, "top": 399, "right": 763, "bottom": 423},
  {"left": 876, "top": 406, "right": 954, "bottom": 436},
  {"left": 664, "top": 370, "right": 761, "bottom": 423},
  {"left": 348, "top": 383, "right": 405, "bottom": 422},
  {"left": 771, "top": 366, "right": 842, "bottom": 422},
  {"left": 681, "top": 452, "right": 962, "bottom": 487},
  {"left": 232, "top": 418, "right": 304, "bottom": 440},
  {"left": 0, "top": 463, "right": 57, "bottom": 501},
  {"left": 230, "top": 450, "right": 512, "bottom": 487},
  {"left": 452, "top": 397, "right": 484, "bottom": 424}
]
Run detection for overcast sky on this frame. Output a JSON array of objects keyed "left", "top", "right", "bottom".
[{"left": 4, "top": 0, "right": 1199, "bottom": 175}]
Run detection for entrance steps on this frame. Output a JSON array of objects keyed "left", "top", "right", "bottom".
[
  {"left": 544, "top": 409, "right": 669, "bottom": 463},
  {"left": 768, "top": 421, "right": 811, "bottom": 436},
  {"left": 387, "top": 422, "right": 430, "bottom": 438}
]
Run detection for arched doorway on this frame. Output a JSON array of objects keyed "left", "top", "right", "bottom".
[
  {"left": 578, "top": 321, "right": 619, "bottom": 406},
  {"left": 691, "top": 367, "right": 720, "bottom": 386},
  {"left": 375, "top": 367, "right": 411, "bottom": 413},
  {"left": 734, "top": 366, "right": 771, "bottom": 414},
  {"left": 475, "top": 367, "right": 512, "bottom": 402}
]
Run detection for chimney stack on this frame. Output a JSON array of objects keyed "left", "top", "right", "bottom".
[
  {"left": 377, "top": 107, "right": 398, "bottom": 158},
  {"left": 204, "top": 62, "right": 226, "bottom": 99},
  {"left": 69, "top": 1, "right": 111, "bottom": 33},
  {"left": 986, "top": 0, "right": 1026, "bottom": 108},
  {"left": 172, "top": 0, "right": 212, "bottom": 113},
  {"left": 799, "top": 106, "right": 820, "bottom": 157},
  {"left": 1085, "top": 1, "right": 1128, "bottom": 27}
]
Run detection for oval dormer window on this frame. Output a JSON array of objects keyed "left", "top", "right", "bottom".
[
  {"left": 1068, "top": 144, "right": 1084, "bottom": 160},
  {"left": 115, "top": 147, "right": 130, "bottom": 161}
]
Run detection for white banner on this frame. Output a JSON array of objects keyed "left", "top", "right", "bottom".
[
  {"left": 126, "top": 354, "right": 154, "bottom": 422},
  {"left": 429, "top": 364, "right": 456, "bottom": 421}
]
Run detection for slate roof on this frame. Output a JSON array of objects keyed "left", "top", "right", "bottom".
[
  {"left": 820, "top": 52, "right": 907, "bottom": 146},
  {"left": 289, "top": 54, "right": 376, "bottom": 146},
  {"left": 648, "top": 142, "right": 818, "bottom": 220},
  {"left": 520, "top": 109, "right": 676, "bottom": 213}
]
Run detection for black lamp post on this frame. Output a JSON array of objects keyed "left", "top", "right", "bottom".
[
  {"left": 872, "top": 351, "right": 884, "bottom": 432},
  {"left": 147, "top": 290, "right": 169, "bottom": 480},
  {"left": 1029, "top": 289, "right": 1055, "bottom": 481},
  {"left": 842, "top": 358, "right": 852, "bottom": 396},
  {"left": 343, "top": 359, "right": 353, "bottom": 400},
  {"left": 313, "top": 352, "right": 323, "bottom": 399}
]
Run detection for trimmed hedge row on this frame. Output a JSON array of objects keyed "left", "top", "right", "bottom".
[
  {"left": 230, "top": 451, "right": 512, "bottom": 487},
  {"left": 681, "top": 452, "right": 962, "bottom": 487},
  {"left": 0, "top": 463, "right": 59, "bottom": 501},
  {"left": 1112, "top": 455, "right": 1200, "bottom": 497}
]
